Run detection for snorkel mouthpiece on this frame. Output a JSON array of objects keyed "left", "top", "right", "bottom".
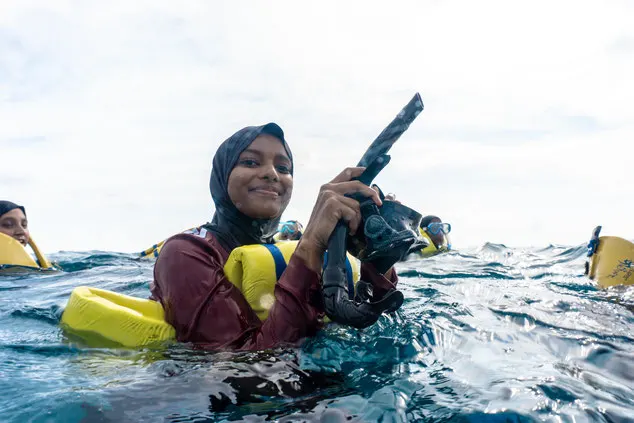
[
  {"left": 322, "top": 223, "right": 405, "bottom": 329},
  {"left": 322, "top": 93, "right": 425, "bottom": 328}
]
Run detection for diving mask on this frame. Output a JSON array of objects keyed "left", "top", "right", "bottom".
[{"left": 424, "top": 222, "right": 451, "bottom": 236}]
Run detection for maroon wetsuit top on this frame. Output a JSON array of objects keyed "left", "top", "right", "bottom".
[{"left": 150, "top": 227, "right": 398, "bottom": 351}]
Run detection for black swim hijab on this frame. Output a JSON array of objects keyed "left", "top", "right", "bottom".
[
  {"left": 206, "top": 123, "right": 293, "bottom": 252},
  {"left": 0, "top": 201, "right": 26, "bottom": 218}
]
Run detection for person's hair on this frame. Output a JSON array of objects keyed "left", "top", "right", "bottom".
[{"left": 420, "top": 215, "right": 440, "bottom": 228}]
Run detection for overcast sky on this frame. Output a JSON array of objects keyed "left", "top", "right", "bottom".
[{"left": 2, "top": 0, "right": 633, "bottom": 253}]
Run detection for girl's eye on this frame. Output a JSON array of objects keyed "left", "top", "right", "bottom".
[
  {"left": 1, "top": 222, "right": 13, "bottom": 229},
  {"left": 276, "top": 165, "right": 291, "bottom": 174},
  {"left": 239, "top": 159, "right": 258, "bottom": 167}
]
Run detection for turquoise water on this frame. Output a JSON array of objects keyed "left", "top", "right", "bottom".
[{"left": 1, "top": 244, "right": 633, "bottom": 422}]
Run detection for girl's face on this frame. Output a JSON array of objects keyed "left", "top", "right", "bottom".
[
  {"left": 423, "top": 217, "right": 446, "bottom": 249},
  {"left": 0, "top": 208, "right": 29, "bottom": 246},
  {"left": 227, "top": 135, "right": 293, "bottom": 219}
]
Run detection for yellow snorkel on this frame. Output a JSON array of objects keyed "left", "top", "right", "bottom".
[{"left": 138, "top": 227, "right": 199, "bottom": 260}]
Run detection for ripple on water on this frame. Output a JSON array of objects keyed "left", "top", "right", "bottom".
[{"left": 1, "top": 246, "right": 633, "bottom": 422}]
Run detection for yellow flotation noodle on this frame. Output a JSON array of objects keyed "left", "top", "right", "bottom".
[
  {"left": 0, "top": 232, "right": 55, "bottom": 272},
  {"left": 587, "top": 235, "right": 634, "bottom": 288},
  {"left": 139, "top": 227, "right": 197, "bottom": 260},
  {"left": 139, "top": 240, "right": 166, "bottom": 259},
  {"left": 62, "top": 240, "right": 361, "bottom": 347},
  {"left": 224, "top": 240, "right": 360, "bottom": 321},
  {"left": 60, "top": 286, "right": 176, "bottom": 347}
]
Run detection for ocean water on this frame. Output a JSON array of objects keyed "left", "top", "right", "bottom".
[{"left": 1, "top": 244, "right": 633, "bottom": 422}]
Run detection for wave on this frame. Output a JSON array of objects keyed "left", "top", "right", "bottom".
[{"left": 1, "top": 244, "right": 633, "bottom": 422}]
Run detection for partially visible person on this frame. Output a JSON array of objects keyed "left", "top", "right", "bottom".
[
  {"left": 418, "top": 215, "right": 451, "bottom": 257},
  {"left": 0, "top": 200, "right": 55, "bottom": 271},
  {"left": 0, "top": 201, "right": 29, "bottom": 246},
  {"left": 276, "top": 220, "right": 304, "bottom": 241}
]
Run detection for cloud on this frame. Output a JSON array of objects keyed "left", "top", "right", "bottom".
[{"left": 608, "top": 35, "right": 634, "bottom": 53}]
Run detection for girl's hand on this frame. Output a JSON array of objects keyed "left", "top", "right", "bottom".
[{"left": 295, "top": 167, "right": 382, "bottom": 273}]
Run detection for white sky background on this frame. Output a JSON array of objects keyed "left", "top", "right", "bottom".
[{"left": 1, "top": 0, "right": 633, "bottom": 253}]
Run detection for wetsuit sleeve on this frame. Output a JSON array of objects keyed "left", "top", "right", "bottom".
[
  {"left": 151, "top": 235, "right": 323, "bottom": 350},
  {"left": 151, "top": 236, "right": 241, "bottom": 345},
  {"left": 360, "top": 262, "right": 398, "bottom": 300}
]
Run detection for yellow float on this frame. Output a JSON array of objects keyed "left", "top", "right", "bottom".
[
  {"left": 585, "top": 225, "right": 634, "bottom": 288},
  {"left": 61, "top": 240, "right": 360, "bottom": 347},
  {"left": 60, "top": 286, "right": 176, "bottom": 347},
  {"left": 0, "top": 232, "right": 55, "bottom": 273}
]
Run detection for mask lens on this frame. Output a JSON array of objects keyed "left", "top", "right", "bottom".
[
  {"left": 427, "top": 222, "right": 451, "bottom": 235},
  {"left": 279, "top": 221, "right": 297, "bottom": 235}
]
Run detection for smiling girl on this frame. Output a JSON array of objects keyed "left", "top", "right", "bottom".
[{"left": 150, "top": 123, "right": 398, "bottom": 350}]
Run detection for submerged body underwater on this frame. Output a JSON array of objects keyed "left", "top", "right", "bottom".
[{"left": 1, "top": 243, "right": 633, "bottom": 422}]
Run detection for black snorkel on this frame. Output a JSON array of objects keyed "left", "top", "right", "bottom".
[{"left": 322, "top": 93, "right": 427, "bottom": 329}]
